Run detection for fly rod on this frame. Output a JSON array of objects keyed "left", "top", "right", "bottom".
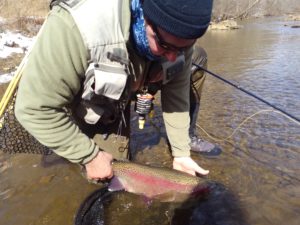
[{"left": 193, "top": 63, "right": 300, "bottom": 123}]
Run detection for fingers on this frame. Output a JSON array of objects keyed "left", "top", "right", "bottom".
[
  {"left": 173, "top": 163, "right": 196, "bottom": 176},
  {"left": 85, "top": 151, "right": 114, "bottom": 180},
  {"left": 173, "top": 156, "right": 209, "bottom": 176},
  {"left": 195, "top": 166, "right": 209, "bottom": 175}
]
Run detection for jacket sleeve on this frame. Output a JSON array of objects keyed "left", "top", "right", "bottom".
[
  {"left": 15, "top": 7, "right": 99, "bottom": 164},
  {"left": 161, "top": 47, "right": 194, "bottom": 157}
]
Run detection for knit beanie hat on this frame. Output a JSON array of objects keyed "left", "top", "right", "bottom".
[{"left": 142, "top": 0, "right": 213, "bottom": 39}]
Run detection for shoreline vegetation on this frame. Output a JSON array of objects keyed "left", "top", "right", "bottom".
[
  {"left": 209, "top": 14, "right": 300, "bottom": 30},
  {"left": 3, "top": 15, "right": 300, "bottom": 33},
  {"left": 0, "top": 0, "right": 299, "bottom": 34},
  {"left": 0, "top": 1, "right": 299, "bottom": 81},
  {"left": 0, "top": 0, "right": 299, "bottom": 88}
]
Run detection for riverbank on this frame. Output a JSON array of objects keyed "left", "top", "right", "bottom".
[
  {"left": 209, "top": 13, "right": 300, "bottom": 30},
  {"left": 1, "top": 14, "right": 300, "bottom": 93}
]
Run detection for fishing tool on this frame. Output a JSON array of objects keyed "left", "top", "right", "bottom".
[
  {"left": 193, "top": 63, "right": 300, "bottom": 124},
  {"left": 0, "top": 15, "right": 52, "bottom": 155},
  {"left": 75, "top": 187, "right": 113, "bottom": 225},
  {"left": 134, "top": 88, "right": 154, "bottom": 129}
]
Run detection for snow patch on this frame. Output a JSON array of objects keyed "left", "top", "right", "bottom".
[
  {"left": 0, "top": 72, "right": 15, "bottom": 84},
  {"left": 0, "top": 31, "right": 34, "bottom": 58},
  {"left": 0, "top": 31, "right": 35, "bottom": 84}
]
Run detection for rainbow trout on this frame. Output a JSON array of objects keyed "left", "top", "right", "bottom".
[{"left": 109, "top": 161, "right": 209, "bottom": 202}]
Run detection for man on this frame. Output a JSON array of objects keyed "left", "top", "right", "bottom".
[{"left": 15, "top": 0, "right": 217, "bottom": 182}]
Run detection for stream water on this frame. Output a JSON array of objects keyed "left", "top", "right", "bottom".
[{"left": 0, "top": 17, "right": 299, "bottom": 225}]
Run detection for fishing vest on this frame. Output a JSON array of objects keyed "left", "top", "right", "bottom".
[
  {"left": 50, "top": 0, "right": 187, "bottom": 125},
  {"left": 51, "top": 0, "right": 132, "bottom": 125}
]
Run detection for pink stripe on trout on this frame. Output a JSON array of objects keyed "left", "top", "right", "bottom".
[{"left": 109, "top": 161, "right": 209, "bottom": 202}]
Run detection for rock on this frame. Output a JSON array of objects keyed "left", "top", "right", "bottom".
[
  {"left": 285, "top": 14, "right": 300, "bottom": 21},
  {"left": 39, "top": 174, "right": 55, "bottom": 184},
  {"left": 4, "top": 40, "right": 18, "bottom": 48},
  {"left": 209, "top": 20, "right": 243, "bottom": 30}
]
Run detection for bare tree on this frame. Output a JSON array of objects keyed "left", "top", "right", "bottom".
[
  {"left": 235, "top": 0, "right": 261, "bottom": 19},
  {"left": 212, "top": 0, "right": 299, "bottom": 20}
]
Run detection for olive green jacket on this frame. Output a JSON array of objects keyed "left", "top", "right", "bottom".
[{"left": 15, "top": 1, "right": 193, "bottom": 164}]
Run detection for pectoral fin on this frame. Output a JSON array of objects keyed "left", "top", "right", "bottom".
[{"left": 108, "top": 176, "right": 125, "bottom": 192}]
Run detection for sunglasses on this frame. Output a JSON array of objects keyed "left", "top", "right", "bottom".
[{"left": 151, "top": 24, "right": 195, "bottom": 52}]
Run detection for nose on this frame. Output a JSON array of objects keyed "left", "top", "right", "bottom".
[{"left": 163, "top": 51, "right": 178, "bottom": 62}]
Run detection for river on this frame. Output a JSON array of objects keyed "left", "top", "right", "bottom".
[
  {"left": 195, "top": 17, "right": 300, "bottom": 225},
  {"left": 0, "top": 17, "right": 299, "bottom": 225}
]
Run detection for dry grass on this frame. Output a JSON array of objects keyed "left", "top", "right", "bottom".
[
  {"left": 0, "top": 0, "right": 49, "bottom": 35},
  {"left": 0, "top": 0, "right": 49, "bottom": 18}
]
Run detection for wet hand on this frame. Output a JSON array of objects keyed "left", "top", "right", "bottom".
[
  {"left": 173, "top": 156, "right": 209, "bottom": 176},
  {"left": 85, "top": 151, "right": 114, "bottom": 180}
]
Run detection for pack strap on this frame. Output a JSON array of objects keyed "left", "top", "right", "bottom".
[{"left": 49, "top": 0, "right": 65, "bottom": 9}]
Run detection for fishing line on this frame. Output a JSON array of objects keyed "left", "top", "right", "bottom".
[
  {"left": 196, "top": 110, "right": 300, "bottom": 183},
  {"left": 193, "top": 63, "right": 300, "bottom": 124},
  {"left": 196, "top": 109, "right": 300, "bottom": 143},
  {"left": 191, "top": 63, "right": 300, "bottom": 143}
]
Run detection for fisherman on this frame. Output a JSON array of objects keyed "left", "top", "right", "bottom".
[{"left": 15, "top": 0, "right": 219, "bottom": 182}]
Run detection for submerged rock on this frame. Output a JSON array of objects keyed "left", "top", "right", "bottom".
[{"left": 39, "top": 174, "right": 56, "bottom": 184}]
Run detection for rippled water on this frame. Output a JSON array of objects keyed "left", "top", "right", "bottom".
[
  {"left": 195, "top": 17, "right": 300, "bottom": 225},
  {"left": 0, "top": 17, "right": 299, "bottom": 225}
]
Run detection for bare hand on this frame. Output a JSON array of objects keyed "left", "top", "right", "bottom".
[
  {"left": 173, "top": 156, "right": 209, "bottom": 176},
  {"left": 85, "top": 151, "right": 113, "bottom": 180}
]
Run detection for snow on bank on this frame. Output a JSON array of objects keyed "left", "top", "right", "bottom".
[
  {"left": 0, "top": 72, "right": 14, "bottom": 83},
  {"left": 0, "top": 31, "right": 34, "bottom": 58},
  {"left": 0, "top": 31, "right": 35, "bottom": 84}
]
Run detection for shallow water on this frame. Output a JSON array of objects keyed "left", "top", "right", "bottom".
[
  {"left": 0, "top": 17, "right": 300, "bottom": 225},
  {"left": 195, "top": 17, "right": 300, "bottom": 225}
]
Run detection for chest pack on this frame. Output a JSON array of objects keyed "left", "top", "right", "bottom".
[{"left": 51, "top": 0, "right": 132, "bottom": 125}]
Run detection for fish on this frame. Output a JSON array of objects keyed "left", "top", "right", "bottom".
[{"left": 108, "top": 161, "right": 209, "bottom": 202}]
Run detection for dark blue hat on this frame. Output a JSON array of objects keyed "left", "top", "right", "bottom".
[{"left": 143, "top": 0, "right": 213, "bottom": 39}]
